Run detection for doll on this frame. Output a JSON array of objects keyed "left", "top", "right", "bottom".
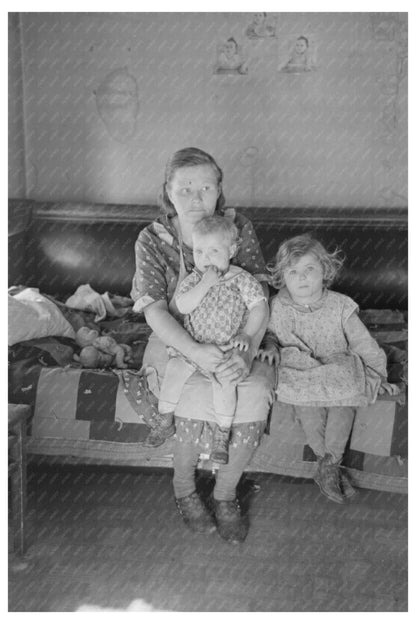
[{"left": 74, "top": 326, "right": 133, "bottom": 369}]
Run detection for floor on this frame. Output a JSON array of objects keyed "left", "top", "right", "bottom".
[{"left": 8, "top": 464, "right": 408, "bottom": 612}]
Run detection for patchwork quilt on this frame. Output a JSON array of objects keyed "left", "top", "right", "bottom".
[{"left": 8, "top": 312, "right": 408, "bottom": 492}]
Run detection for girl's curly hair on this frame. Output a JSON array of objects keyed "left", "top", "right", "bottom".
[
  {"left": 159, "top": 147, "right": 226, "bottom": 217},
  {"left": 268, "top": 233, "right": 345, "bottom": 289}
]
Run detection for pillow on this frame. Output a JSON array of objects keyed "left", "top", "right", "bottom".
[{"left": 8, "top": 288, "right": 76, "bottom": 346}]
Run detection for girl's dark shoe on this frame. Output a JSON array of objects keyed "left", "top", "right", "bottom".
[
  {"left": 211, "top": 498, "right": 248, "bottom": 544},
  {"left": 314, "top": 454, "right": 345, "bottom": 504},
  {"left": 175, "top": 492, "right": 216, "bottom": 534},
  {"left": 210, "top": 426, "right": 230, "bottom": 464}
]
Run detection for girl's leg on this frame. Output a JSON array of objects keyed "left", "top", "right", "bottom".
[
  {"left": 325, "top": 406, "right": 357, "bottom": 499},
  {"left": 295, "top": 406, "right": 345, "bottom": 504},
  {"left": 294, "top": 406, "right": 327, "bottom": 458},
  {"left": 324, "top": 407, "right": 356, "bottom": 461}
]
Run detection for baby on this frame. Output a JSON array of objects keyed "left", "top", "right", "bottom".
[
  {"left": 147, "top": 215, "right": 268, "bottom": 464},
  {"left": 258, "top": 234, "right": 399, "bottom": 503},
  {"left": 281, "top": 36, "right": 313, "bottom": 72}
]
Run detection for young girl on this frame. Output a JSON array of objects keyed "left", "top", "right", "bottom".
[
  {"left": 258, "top": 234, "right": 399, "bottom": 503},
  {"left": 148, "top": 215, "right": 268, "bottom": 464}
]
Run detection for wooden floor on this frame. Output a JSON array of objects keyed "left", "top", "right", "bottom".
[{"left": 8, "top": 464, "right": 407, "bottom": 612}]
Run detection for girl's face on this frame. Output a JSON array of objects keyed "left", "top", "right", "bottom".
[
  {"left": 167, "top": 165, "right": 220, "bottom": 226},
  {"left": 283, "top": 253, "right": 324, "bottom": 304},
  {"left": 192, "top": 231, "right": 236, "bottom": 273}
]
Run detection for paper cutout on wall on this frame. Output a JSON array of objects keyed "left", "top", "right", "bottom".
[
  {"left": 245, "top": 13, "right": 276, "bottom": 40},
  {"left": 279, "top": 35, "right": 317, "bottom": 73},
  {"left": 214, "top": 37, "right": 248, "bottom": 75},
  {"left": 94, "top": 68, "right": 139, "bottom": 143}
]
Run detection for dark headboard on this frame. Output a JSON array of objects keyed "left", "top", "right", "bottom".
[{"left": 9, "top": 199, "right": 407, "bottom": 310}]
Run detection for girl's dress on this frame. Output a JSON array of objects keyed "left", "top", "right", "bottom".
[{"left": 268, "top": 287, "right": 387, "bottom": 407}]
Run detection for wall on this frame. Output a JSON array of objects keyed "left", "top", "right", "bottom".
[
  {"left": 16, "top": 12, "right": 407, "bottom": 207},
  {"left": 8, "top": 13, "right": 26, "bottom": 198}
]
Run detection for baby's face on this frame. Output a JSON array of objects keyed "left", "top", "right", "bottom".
[
  {"left": 295, "top": 39, "right": 307, "bottom": 54},
  {"left": 253, "top": 13, "right": 265, "bottom": 25},
  {"left": 224, "top": 41, "right": 237, "bottom": 57},
  {"left": 193, "top": 232, "right": 234, "bottom": 273}
]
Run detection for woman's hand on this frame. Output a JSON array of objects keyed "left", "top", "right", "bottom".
[
  {"left": 214, "top": 346, "right": 253, "bottom": 385},
  {"left": 191, "top": 342, "right": 229, "bottom": 373}
]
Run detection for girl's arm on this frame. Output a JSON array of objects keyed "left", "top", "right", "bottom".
[
  {"left": 344, "top": 313, "right": 387, "bottom": 377},
  {"left": 344, "top": 313, "right": 400, "bottom": 396}
]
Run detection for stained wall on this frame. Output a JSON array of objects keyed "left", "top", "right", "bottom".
[{"left": 10, "top": 12, "right": 408, "bottom": 207}]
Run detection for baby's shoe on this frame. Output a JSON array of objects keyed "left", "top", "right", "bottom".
[
  {"left": 143, "top": 412, "right": 175, "bottom": 447},
  {"left": 340, "top": 468, "right": 358, "bottom": 499},
  {"left": 210, "top": 426, "right": 230, "bottom": 464},
  {"left": 314, "top": 454, "right": 345, "bottom": 504}
]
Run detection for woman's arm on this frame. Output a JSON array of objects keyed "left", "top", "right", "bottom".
[{"left": 144, "top": 300, "right": 227, "bottom": 372}]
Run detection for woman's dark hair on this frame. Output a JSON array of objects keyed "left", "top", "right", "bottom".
[
  {"left": 297, "top": 35, "right": 309, "bottom": 47},
  {"left": 159, "top": 147, "right": 226, "bottom": 216}
]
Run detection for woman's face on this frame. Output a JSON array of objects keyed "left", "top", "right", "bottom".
[{"left": 167, "top": 165, "right": 220, "bottom": 225}]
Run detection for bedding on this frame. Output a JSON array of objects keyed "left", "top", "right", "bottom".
[{"left": 8, "top": 288, "right": 75, "bottom": 345}]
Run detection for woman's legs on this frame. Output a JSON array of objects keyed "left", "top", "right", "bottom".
[
  {"left": 173, "top": 438, "right": 216, "bottom": 534},
  {"left": 172, "top": 439, "right": 200, "bottom": 499},
  {"left": 213, "top": 443, "right": 256, "bottom": 501}
]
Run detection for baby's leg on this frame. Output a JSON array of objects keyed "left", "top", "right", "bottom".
[
  {"left": 210, "top": 380, "right": 237, "bottom": 465},
  {"left": 159, "top": 356, "right": 196, "bottom": 415}
]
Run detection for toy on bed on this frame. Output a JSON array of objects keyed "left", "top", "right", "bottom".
[{"left": 74, "top": 326, "right": 133, "bottom": 369}]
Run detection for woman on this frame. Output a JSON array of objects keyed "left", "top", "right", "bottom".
[{"left": 131, "top": 147, "right": 274, "bottom": 544}]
